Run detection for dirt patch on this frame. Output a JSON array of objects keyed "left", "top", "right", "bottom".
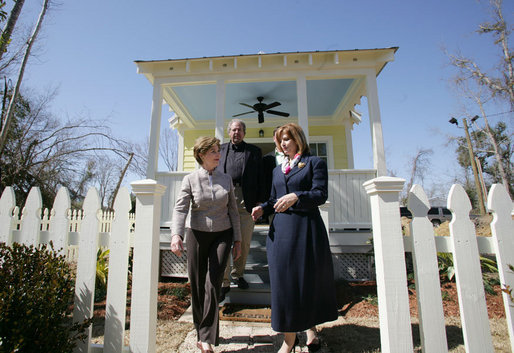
[
  {"left": 403, "top": 214, "right": 494, "bottom": 237},
  {"left": 92, "top": 278, "right": 192, "bottom": 338},
  {"left": 335, "top": 280, "right": 505, "bottom": 319}
]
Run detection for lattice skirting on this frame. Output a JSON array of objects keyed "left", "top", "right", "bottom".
[
  {"left": 332, "top": 253, "right": 375, "bottom": 281},
  {"left": 160, "top": 249, "right": 188, "bottom": 278},
  {"left": 161, "top": 250, "right": 375, "bottom": 281}
]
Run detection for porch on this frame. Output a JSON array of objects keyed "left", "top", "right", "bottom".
[{"left": 156, "top": 168, "right": 377, "bottom": 298}]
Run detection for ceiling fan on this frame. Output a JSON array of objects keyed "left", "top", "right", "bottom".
[{"left": 233, "top": 96, "right": 290, "bottom": 123}]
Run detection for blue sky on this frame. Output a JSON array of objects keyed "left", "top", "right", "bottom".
[{"left": 18, "top": 0, "right": 513, "bottom": 196}]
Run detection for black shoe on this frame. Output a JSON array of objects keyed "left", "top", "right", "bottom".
[
  {"left": 219, "top": 286, "right": 230, "bottom": 302},
  {"left": 234, "top": 277, "right": 249, "bottom": 289},
  {"left": 307, "top": 337, "right": 321, "bottom": 352}
]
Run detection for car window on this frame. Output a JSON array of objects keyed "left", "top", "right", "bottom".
[{"left": 428, "top": 208, "right": 438, "bottom": 215}]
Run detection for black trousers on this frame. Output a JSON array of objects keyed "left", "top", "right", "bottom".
[{"left": 186, "top": 228, "right": 232, "bottom": 345}]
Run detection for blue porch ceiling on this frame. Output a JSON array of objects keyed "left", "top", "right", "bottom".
[{"left": 170, "top": 78, "right": 355, "bottom": 121}]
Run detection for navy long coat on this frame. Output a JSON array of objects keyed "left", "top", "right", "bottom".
[{"left": 260, "top": 154, "right": 338, "bottom": 332}]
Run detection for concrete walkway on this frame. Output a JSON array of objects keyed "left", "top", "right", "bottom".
[{"left": 177, "top": 307, "right": 329, "bottom": 352}]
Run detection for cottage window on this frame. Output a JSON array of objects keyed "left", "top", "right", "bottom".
[{"left": 309, "top": 142, "right": 328, "bottom": 163}]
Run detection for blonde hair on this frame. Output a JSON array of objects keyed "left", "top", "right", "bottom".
[
  {"left": 275, "top": 123, "right": 310, "bottom": 155},
  {"left": 193, "top": 136, "right": 220, "bottom": 164}
]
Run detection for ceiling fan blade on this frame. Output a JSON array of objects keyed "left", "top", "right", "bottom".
[
  {"left": 239, "top": 103, "right": 254, "bottom": 109},
  {"left": 258, "top": 111, "right": 264, "bottom": 124},
  {"left": 232, "top": 111, "right": 254, "bottom": 117},
  {"left": 265, "top": 102, "right": 281, "bottom": 110},
  {"left": 267, "top": 110, "right": 290, "bottom": 117}
]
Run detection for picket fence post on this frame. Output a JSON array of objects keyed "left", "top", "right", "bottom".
[
  {"left": 0, "top": 187, "right": 15, "bottom": 245},
  {"left": 73, "top": 187, "right": 102, "bottom": 353},
  {"left": 104, "top": 187, "right": 132, "bottom": 353},
  {"left": 407, "top": 185, "right": 448, "bottom": 352},
  {"left": 487, "top": 184, "right": 514, "bottom": 349},
  {"left": 448, "top": 184, "right": 493, "bottom": 352},
  {"left": 129, "top": 179, "right": 166, "bottom": 353},
  {"left": 48, "top": 187, "right": 71, "bottom": 255},
  {"left": 20, "top": 187, "right": 42, "bottom": 245},
  {"left": 363, "top": 176, "right": 413, "bottom": 353}
]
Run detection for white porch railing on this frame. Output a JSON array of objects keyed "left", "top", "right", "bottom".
[{"left": 156, "top": 169, "right": 376, "bottom": 230}]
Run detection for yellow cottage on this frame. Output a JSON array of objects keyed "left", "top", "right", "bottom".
[{"left": 135, "top": 48, "right": 397, "bottom": 286}]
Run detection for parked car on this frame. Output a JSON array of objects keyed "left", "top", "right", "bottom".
[{"left": 400, "top": 206, "right": 452, "bottom": 227}]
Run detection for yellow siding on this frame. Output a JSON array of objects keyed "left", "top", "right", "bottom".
[
  {"left": 181, "top": 124, "right": 348, "bottom": 170},
  {"left": 182, "top": 127, "right": 278, "bottom": 170},
  {"left": 309, "top": 125, "right": 348, "bottom": 169},
  {"left": 183, "top": 129, "right": 213, "bottom": 171}
]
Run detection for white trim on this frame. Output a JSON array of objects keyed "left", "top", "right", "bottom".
[
  {"left": 344, "top": 120, "right": 355, "bottom": 169},
  {"left": 177, "top": 129, "right": 184, "bottom": 171},
  {"left": 365, "top": 70, "right": 386, "bottom": 176},
  {"left": 215, "top": 79, "right": 225, "bottom": 142},
  {"left": 146, "top": 82, "right": 163, "bottom": 179},
  {"left": 296, "top": 75, "right": 309, "bottom": 142}
]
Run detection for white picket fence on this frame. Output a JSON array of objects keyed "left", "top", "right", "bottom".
[
  {"left": 0, "top": 179, "right": 165, "bottom": 353},
  {"left": 364, "top": 177, "right": 513, "bottom": 353},
  {"left": 0, "top": 177, "right": 512, "bottom": 353}
]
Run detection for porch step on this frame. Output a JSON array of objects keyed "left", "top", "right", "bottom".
[{"left": 224, "top": 226, "right": 270, "bottom": 305}]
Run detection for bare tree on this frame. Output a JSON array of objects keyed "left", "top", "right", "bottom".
[
  {"left": 160, "top": 128, "right": 178, "bottom": 171},
  {"left": 0, "top": 0, "right": 25, "bottom": 62},
  {"left": 0, "top": 0, "right": 49, "bottom": 153},
  {"left": 449, "top": 0, "right": 513, "bottom": 107},
  {"left": 447, "top": 0, "right": 513, "bottom": 197},
  {"left": 129, "top": 128, "right": 179, "bottom": 178},
  {"left": 0, "top": 90, "right": 132, "bottom": 207},
  {"left": 401, "top": 148, "right": 433, "bottom": 205}
]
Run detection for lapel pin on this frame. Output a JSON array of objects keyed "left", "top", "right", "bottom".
[{"left": 298, "top": 162, "right": 305, "bottom": 169}]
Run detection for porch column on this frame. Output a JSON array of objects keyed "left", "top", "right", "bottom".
[
  {"left": 215, "top": 79, "right": 226, "bottom": 142},
  {"left": 296, "top": 75, "right": 309, "bottom": 142},
  {"left": 177, "top": 128, "right": 184, "bottom": 171},
  {"left": 146, "top": 81, "right": 163, "bottom": 179},
  {"left": 365, "top": 71, "right": 386, "bottom": 176},
  {"left": 363, "top": 176, "right": 413, "bottom": 353},
  {"left": 344, "top": 119, "right": 355, "bottom": 169}
]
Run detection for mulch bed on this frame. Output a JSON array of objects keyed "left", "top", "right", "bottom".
[
  {"left": 92, "top": 278, "right": 506, "bottom": 325},
  {"left": 336, "top": 280, "right": 506, "bottom": 319}
]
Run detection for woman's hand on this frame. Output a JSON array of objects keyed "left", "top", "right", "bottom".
[
  {"left": 274, "top": 193, "right": 298, "bottom": 213},
  {"left": 170, "top": 234, "right": 184, "bottom": 257},
  {"left": 251, "top": 206, "right": 263, "bottom": 221},
  {"left": 232, "top": 241, "right": 242, "bottom": 261}
]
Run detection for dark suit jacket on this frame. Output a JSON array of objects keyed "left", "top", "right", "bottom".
[
  {"left": 218, "top": 141, "right": 263, "bottom": 212},
  {"left": 262, "top": 150, "right": 277, "bottom": 202}
]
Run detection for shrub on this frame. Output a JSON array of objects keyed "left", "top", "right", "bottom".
[
  {"left": 95, "top": 248, "right": 110, "bottom": 302},
  {"left": 0, "top": 243, "right": 91, "bottom": 353}
]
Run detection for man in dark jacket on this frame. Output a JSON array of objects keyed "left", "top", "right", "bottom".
[{"left": 218, "top": 119, "right": 263, "bottom": 300}]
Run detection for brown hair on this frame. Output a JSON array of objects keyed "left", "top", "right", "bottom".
[
  {"left": 193, "top": 136, "right": 220, "bottom": 165},
  {"left": 275, "top": 123, "right": 310, "bottom": 155}
]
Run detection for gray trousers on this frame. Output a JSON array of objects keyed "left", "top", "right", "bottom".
[
  {"left": 186, "top": 228, "right": 232, "bottom": 345},
  {"left": 223, "top": 186, "right": 255, "bottom": 286}
]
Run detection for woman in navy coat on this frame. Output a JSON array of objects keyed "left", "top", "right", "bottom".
[{"left": 252, "top": 123, "right": 338, "bottom": 353}]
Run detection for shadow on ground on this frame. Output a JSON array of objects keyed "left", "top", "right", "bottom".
[{"left": 322, "top": 322, "right": 464, "bottom": 352}]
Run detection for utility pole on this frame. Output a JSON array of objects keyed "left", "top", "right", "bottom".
[{"left": 462, "top": 118, "right": 487, "bottom": 215}]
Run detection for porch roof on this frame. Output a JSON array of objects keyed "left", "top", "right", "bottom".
[{"left": 134, "top": 48, "right": 398, "bottom": 130}]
